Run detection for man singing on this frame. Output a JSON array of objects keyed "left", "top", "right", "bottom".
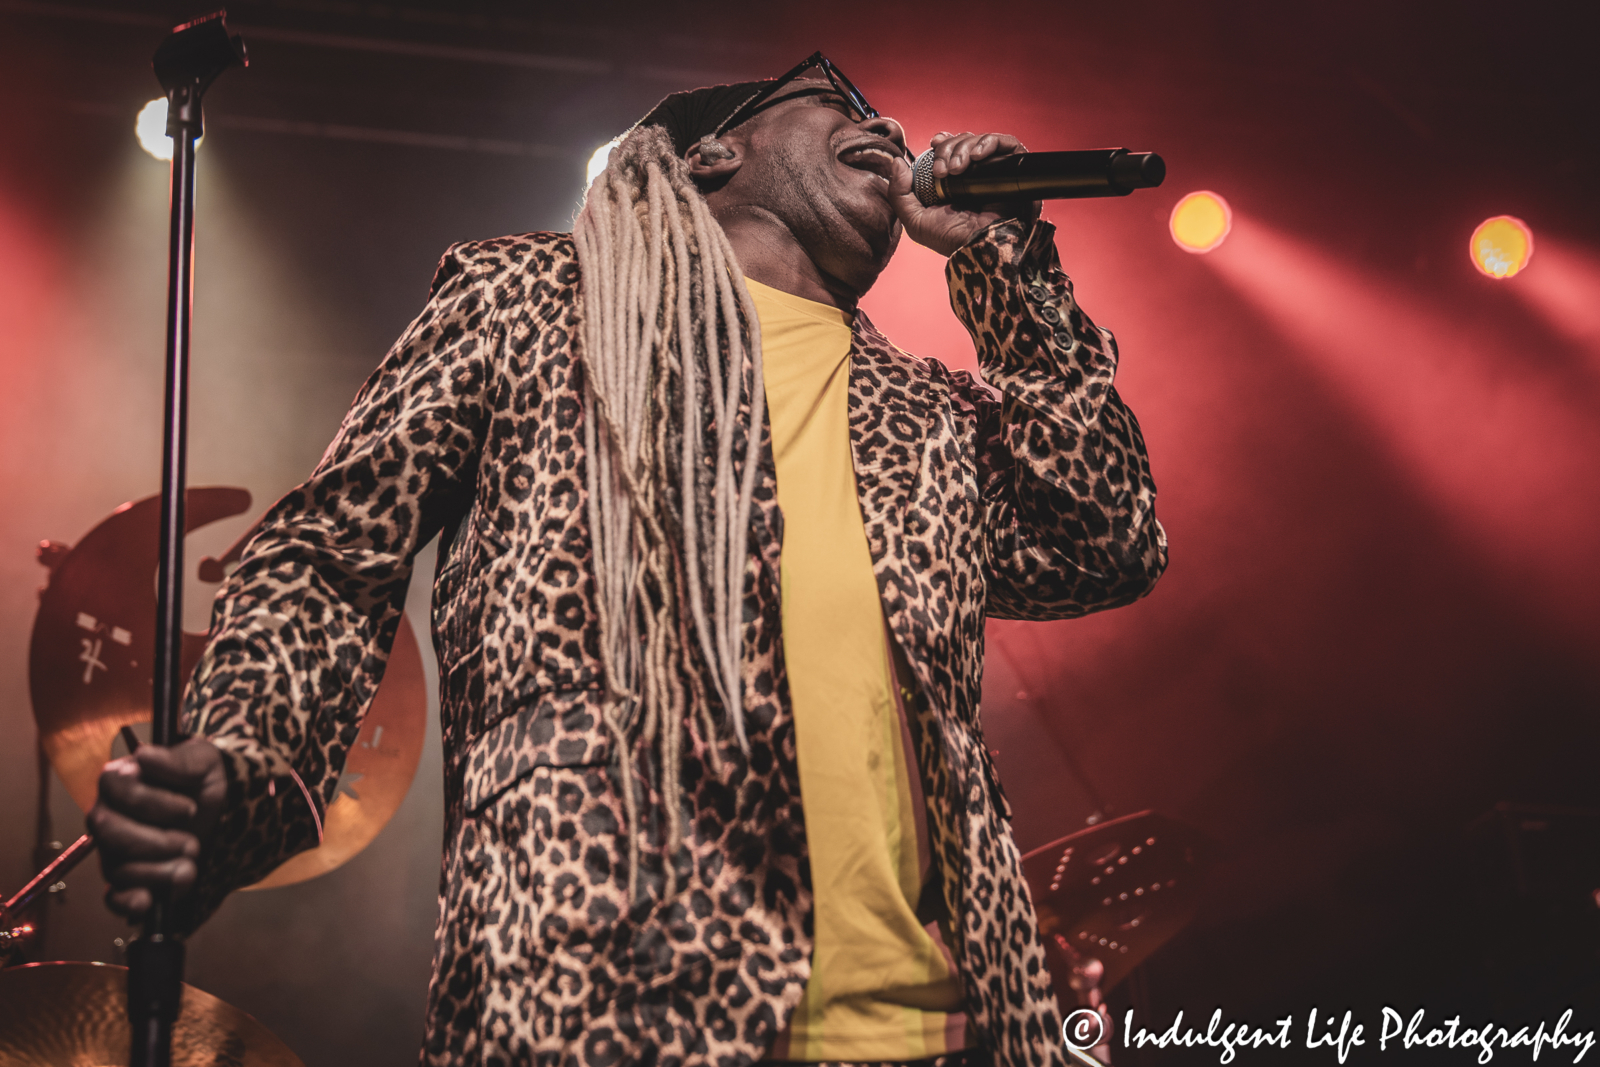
[{"left": 90, "top": 54, "right": 1167, "bottom": 1067}]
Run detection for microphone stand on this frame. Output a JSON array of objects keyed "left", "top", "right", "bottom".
[{"left": 131, "top": 13, "right": 245, "bottom": 1067}]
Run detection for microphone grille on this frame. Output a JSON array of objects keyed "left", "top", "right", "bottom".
[{"left": 911, "top": 149, "right": 940, "bottom": 207}]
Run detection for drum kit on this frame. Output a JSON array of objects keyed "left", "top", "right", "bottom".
[
  {"left": 1, "top": 488, "right": 429, "bottom": 1065},
  {"left": 1023, "top": 812, "right": 1210, "bottom": 1065}
]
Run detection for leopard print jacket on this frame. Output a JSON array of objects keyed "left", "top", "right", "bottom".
[{"left": 181, "top": 216, "right": 1167, "bottom": 1067}]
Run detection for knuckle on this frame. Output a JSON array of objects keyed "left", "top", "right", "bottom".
[
  {"left": 97, "top": 767, "right": 127, "bottom": 798},
  {"left": 171, "top": 859, "right": 197, "bottom": 892}
]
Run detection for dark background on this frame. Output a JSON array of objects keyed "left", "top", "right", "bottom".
[{"left": 1, "top": 1, "right": 1597, "bottom": 1063}]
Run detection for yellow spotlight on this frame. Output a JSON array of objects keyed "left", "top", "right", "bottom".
[
  {"left": 1471, "top": 215, "right": 1533, "bottom": 279},
  {"left": 1170, "top": 191, "right": 1232, "bottom": 253},
  {"left": 585, "top": 138, "right": 620, "bottom": 186}
]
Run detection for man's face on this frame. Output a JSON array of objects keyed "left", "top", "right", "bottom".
[{"left": 716, "top": 79, "right": 910, "bottom": 296}]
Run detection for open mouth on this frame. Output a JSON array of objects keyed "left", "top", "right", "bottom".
[{"left": 837, "top": 142, "right": 902, "bottom": 185}]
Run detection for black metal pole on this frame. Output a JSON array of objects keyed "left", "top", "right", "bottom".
[
  {"left": 153, "top": 82, "right": 197, "bottom": 752},
  {"left": 129, "top": 76, "right": 200, "bottom": 1067},
  {"left": 130, "top": 13, "right": 245, "bottom": 1067}
]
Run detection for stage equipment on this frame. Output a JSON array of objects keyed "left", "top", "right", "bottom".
[
  {"left": 1472, "top": 215, "right": 1534, "bottom": 278},
  {"left": 30, "top": 487, "right": 427, "bottom": 889},
  {"left": 911, "top": 148, "right": 1165, "bottom": 207},
  {"left": 138, "top": 13, "right": 250, "bottom": 1064},
  {"left": 136, "top": 100, "right": 176, "bottom": 161},
  {"left": 0, "top": 730, "right": 143, "bottom": 965},
  {"left": 1170, "top": 191, "right": 1233, "bottom": 253},
  {"left": 0, "top": 962, "right": 302, "bottom": 1067},
  {"left": 1023, "top": 811, "right": 1209, "bottom": 997},
  {"left": 1, "top": 834, "right": 96, "bottom": 954}
]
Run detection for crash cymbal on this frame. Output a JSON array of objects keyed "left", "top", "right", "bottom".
[
  {"left": 1022, "top": 810, "right": 1209, "bottom": 992},
  {"left": 29, "top": 487, "right": 426, "bottom": 890},
  {"left": 0, "top": 960, "right": 302, "bottom": 1066}
]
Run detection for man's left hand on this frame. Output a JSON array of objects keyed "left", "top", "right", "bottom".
[{"left": 889, "top": 132, "right": 1041, "bottom": 257}]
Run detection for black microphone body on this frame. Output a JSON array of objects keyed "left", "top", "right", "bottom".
[{"left": 911, "top": 148, "right": 1165, "bottom": 206}]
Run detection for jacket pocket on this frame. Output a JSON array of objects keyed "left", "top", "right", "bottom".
[{"left": 462, "top": 687, "right": 611, "bottom": 814}]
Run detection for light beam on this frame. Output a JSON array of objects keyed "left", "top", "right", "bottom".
[{"left": 1204, "top": 214, "right": 1600, "bottom": 631}]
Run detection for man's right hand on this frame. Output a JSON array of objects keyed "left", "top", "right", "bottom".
[{"left": 88, "top": 737, "right": 227, "bottom": 922}]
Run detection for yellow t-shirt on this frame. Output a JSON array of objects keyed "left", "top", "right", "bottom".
[{"left": 747, "top": 277, "right": 968, "bottom": 1062}]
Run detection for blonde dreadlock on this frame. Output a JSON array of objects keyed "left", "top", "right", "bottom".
[{"left": 573, "top": 124, "right": 764, "bottom": 897}]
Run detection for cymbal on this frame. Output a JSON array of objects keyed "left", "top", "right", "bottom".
[
  {"left": 29, "top": 487, "right": 427, "bottom": 890},
  {"left": 0, "top": 961, "right": 302, "bottom": 1066},
  {"left": 1021, "top": 810, "right": 1209, "bottom": 992}
]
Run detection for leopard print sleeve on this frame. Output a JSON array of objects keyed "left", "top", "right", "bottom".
[
  {"left": 176, "top": 241, "right": 502, "bottom": 928},
  {"left": 946, "top": 217, "right": 1168, "bottom": 621}
]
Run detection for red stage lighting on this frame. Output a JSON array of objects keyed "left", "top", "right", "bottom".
[
  {"left": 1170, "top": 191, "right": 1232, "bottom": 253},
  {"left": 1204, "top": 217, "right": 1600, "bottom": 634},
  {"left": 1470, "top": 216, "right": 1533, "bottom": 279}
]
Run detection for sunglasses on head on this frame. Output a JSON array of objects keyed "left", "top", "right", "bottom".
[{"left": 713, "top": 51, "right": 879, "bottom": 137}]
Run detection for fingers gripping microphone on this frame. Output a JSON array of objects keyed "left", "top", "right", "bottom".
[{"left": 911, "top": 148, "right": 1165, "bottom": 206}]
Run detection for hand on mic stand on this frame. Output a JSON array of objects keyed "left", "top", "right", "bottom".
[
  {"left": 89, "top": 738, "right": 227, "bottom": 923},
  {"left": 889, "top": 131, "right": 1041, "bottom": 257}
]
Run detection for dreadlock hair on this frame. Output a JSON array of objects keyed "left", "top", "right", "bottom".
[{"left": 573, "top": 123, "right": 765, "bottom": 898}]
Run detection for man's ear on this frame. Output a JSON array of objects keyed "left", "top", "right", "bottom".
[{"left": 686, "top": 135, "right": 743, "bottom": 183}]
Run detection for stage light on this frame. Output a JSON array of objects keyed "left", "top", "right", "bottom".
[
  {"left": 135, "top": 98, "right": 206, "bottom": 160},
  {"left": 1204, "top": 217, "right": 1600, "bottom": 635},
  {"left": 135, "top": 98, "right": 207, "bottom": 161},
  {"left": 586, "top": 138, "right": 619, "bottom": 186},
  {"left": 1170, "top": 191, "right": 1232, "bottom": 253},
  {"left": 1471, "top": 216, "right": 1533, "bottom": 279},
  {"left": 135, "top": 99, "right": 173, "bottom": 161}
]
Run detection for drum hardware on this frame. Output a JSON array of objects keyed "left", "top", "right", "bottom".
[
  {"left": 3, "top": 833, "right": 98, "bottom": 939},
  {"left": 1025, "top": 811, "right": 1213, "bottom": 1066},
  {"left": 0, "top": 923, "right": 35, "bottom": 957},
  {"left": 19, "top": 482, "right": 423, "bottom": 1062},
  {"left": 2, "top": 748, "right": 302, "bottom": 1063},
  {"left": 1, "top": 727, "right": 142, "bottom": 967},
  {"left": 30, "top": 488, "right": 427, "bottom": 892}
]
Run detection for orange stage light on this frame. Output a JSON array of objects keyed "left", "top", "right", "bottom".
[
  {"left": 1170, "top": 191, "right": 1232, "bottom": 253},
  {"left": 1470, "top": 215, "right": 1533, "bottom": 279}
]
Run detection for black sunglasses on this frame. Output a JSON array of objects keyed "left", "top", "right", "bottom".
[{"left": 713, "top": 51, "right": 879, "bottom": 137}]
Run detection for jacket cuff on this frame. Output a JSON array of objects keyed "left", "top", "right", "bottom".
[
  {"left": 946, "top": 216, "right": 1120, "bottom": 396},
  {"left": 951, "top": 214, "right": 1054, "bottom": 267},
  {"left": 178, "top": 719, "right": 323, "bottom": 932}
]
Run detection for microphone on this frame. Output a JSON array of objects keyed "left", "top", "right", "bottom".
[{"left": 911, "top": 147, "right": 1165, "bottom": 206}]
